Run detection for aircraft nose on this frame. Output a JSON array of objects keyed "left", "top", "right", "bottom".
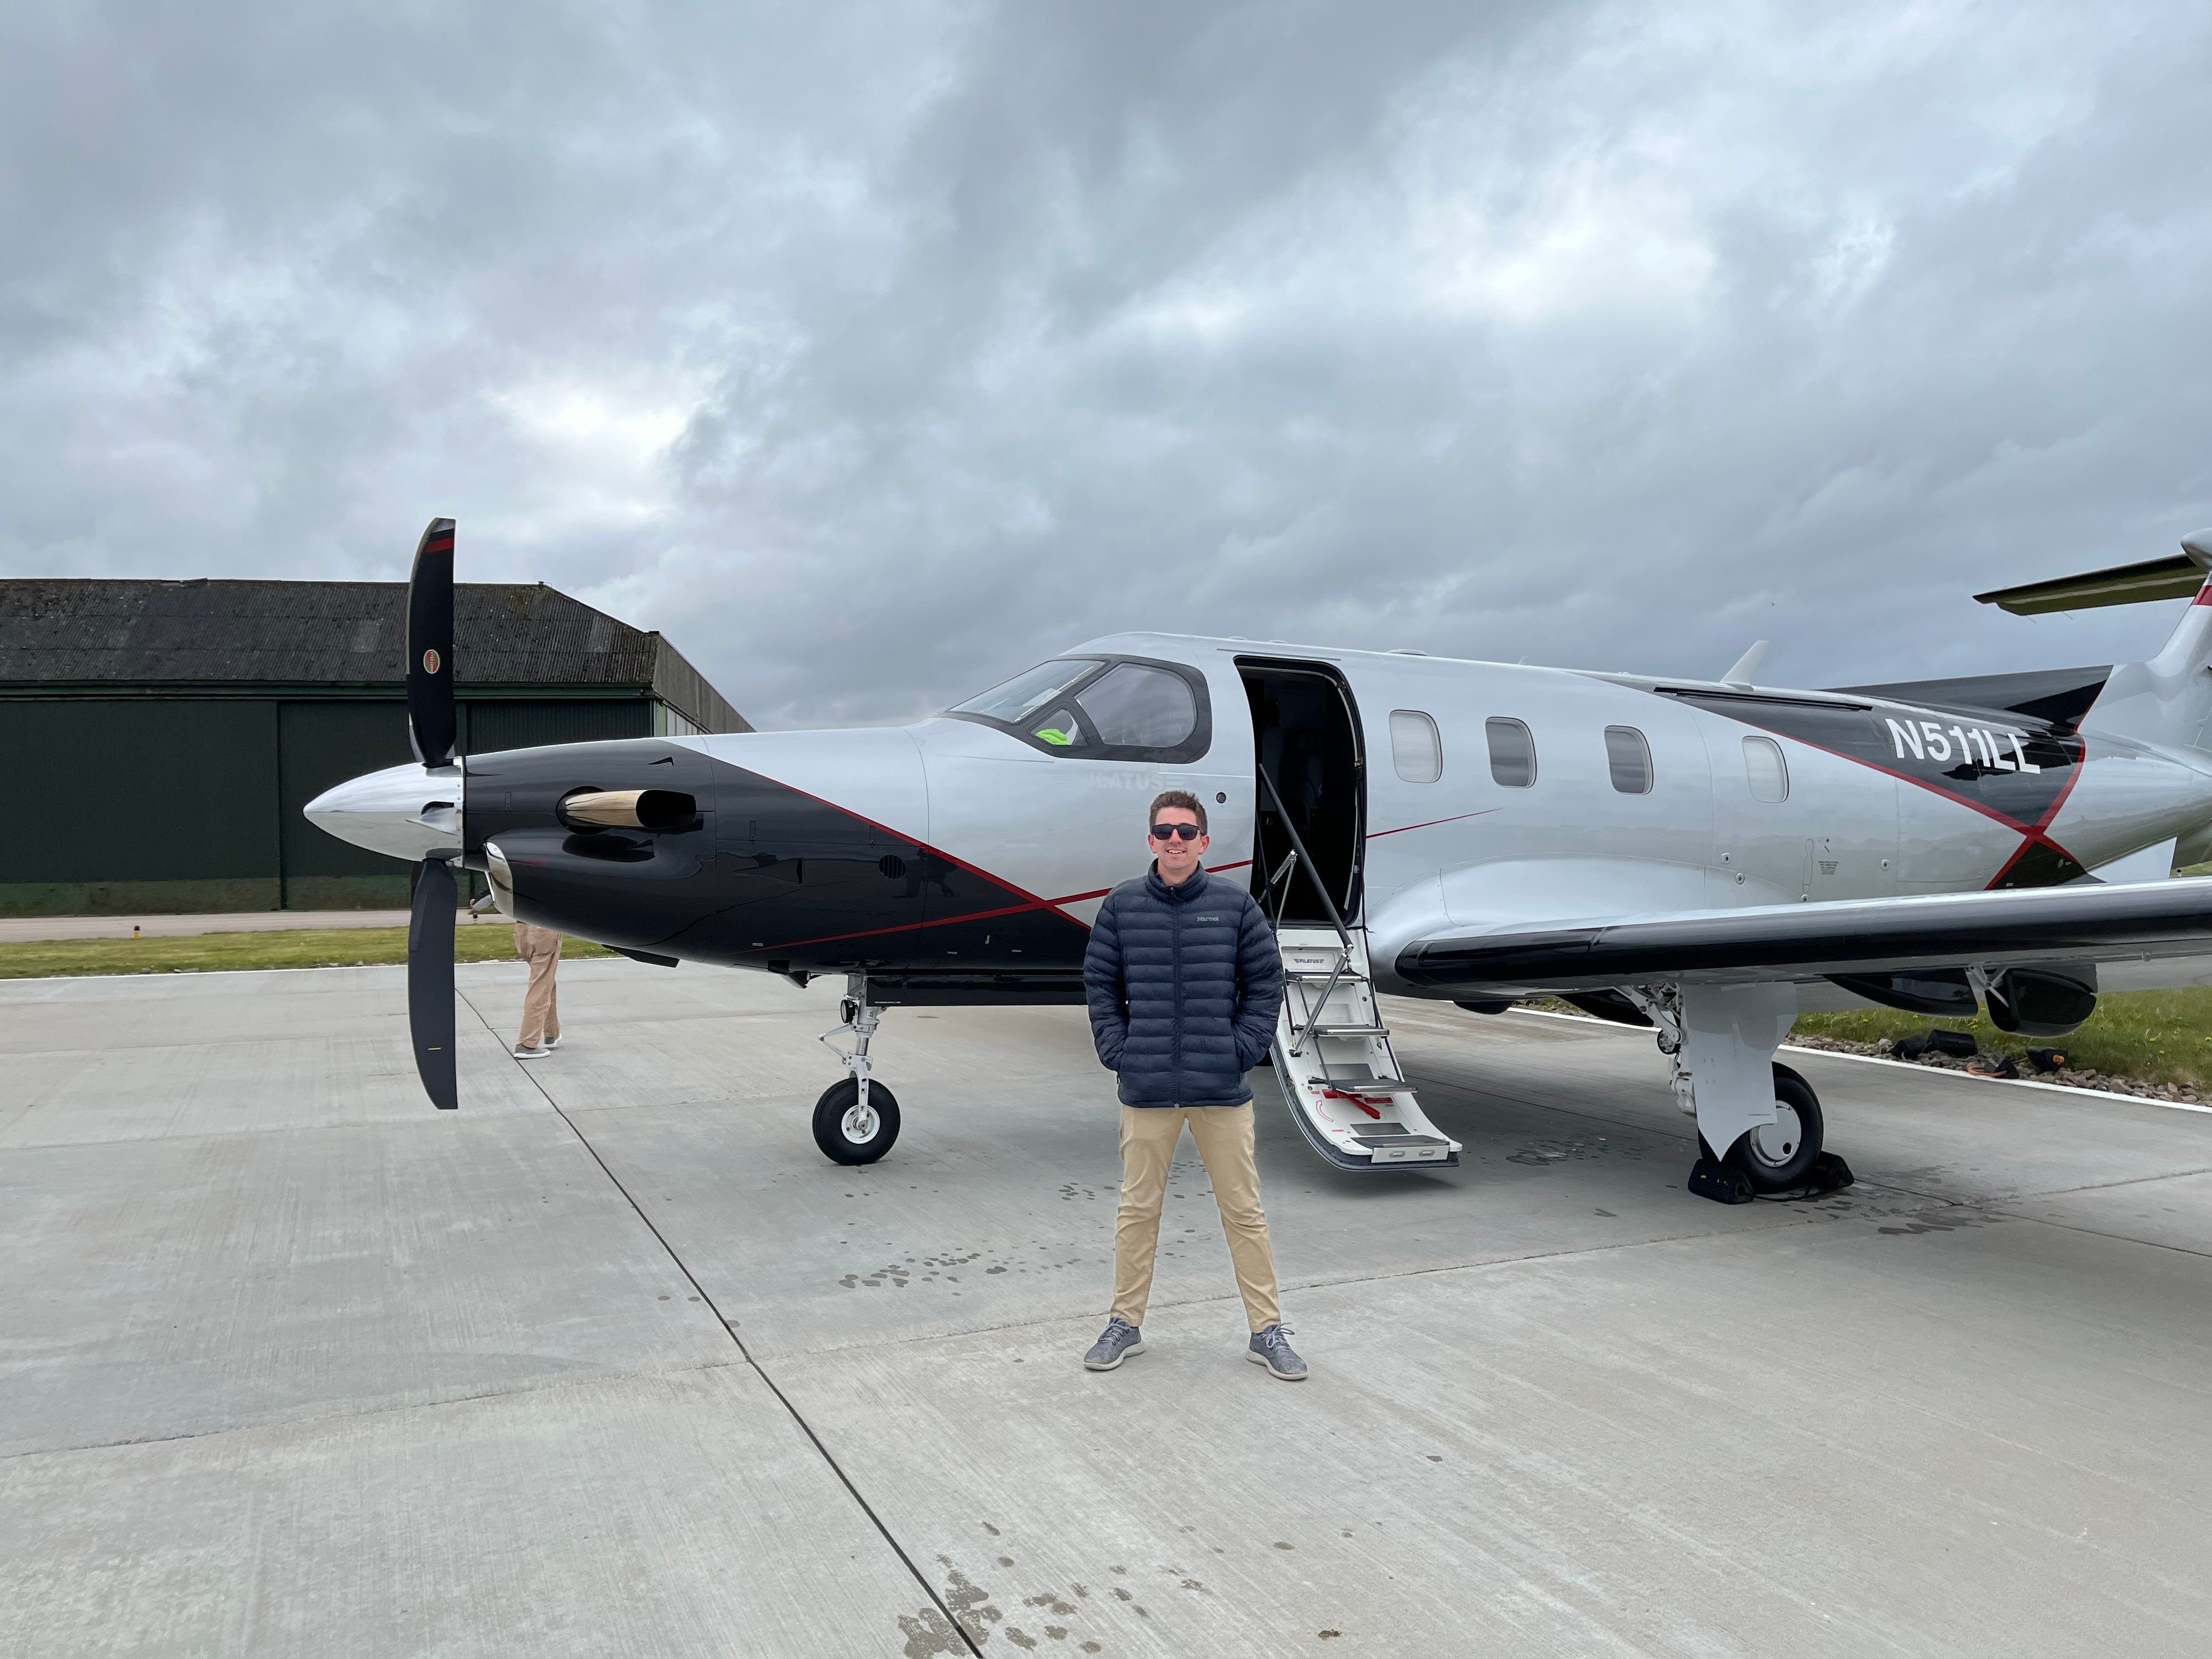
[{"left": 304, "top": 761, "right": 464, "bottom": 862}]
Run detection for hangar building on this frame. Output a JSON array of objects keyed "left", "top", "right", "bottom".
[{"left": 0, "top": 578, "right": 749, "bottom": 916}]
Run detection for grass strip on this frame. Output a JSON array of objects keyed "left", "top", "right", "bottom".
[
  {"left": 1792, "top": 988, "right": 2212, "bottom": 1093},
  {"left": 1526, "top": 988, "right": 2212, "bottom": 1095},
  {"left": 0, "top": 926, "right": 615, "bottom": 979}
]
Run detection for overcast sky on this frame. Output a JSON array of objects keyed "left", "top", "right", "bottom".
[{"left": 5, "top": 2, "right": 2210, "bottom": 727}]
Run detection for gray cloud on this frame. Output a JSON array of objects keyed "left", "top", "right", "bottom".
[{"left": 4, "top": 1, "right": 2210, "bottom": 727}]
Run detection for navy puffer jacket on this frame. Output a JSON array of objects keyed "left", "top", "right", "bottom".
[{"left": 1083, "top": 865, "right": 1285, "bottom": 1108}]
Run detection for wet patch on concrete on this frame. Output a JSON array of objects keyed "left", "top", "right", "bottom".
[
  {"left": 1506, "top": 1135, "right": 1647, "bottom": 1167},
  {"left": 1877, "top": 1209, "right": 2004, "bottom": 1238}
]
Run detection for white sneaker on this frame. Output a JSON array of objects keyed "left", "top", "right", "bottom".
[{"left": 513, "top": 1044, "right": 551, "bottom": 1059}]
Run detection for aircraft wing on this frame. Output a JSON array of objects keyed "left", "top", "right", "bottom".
[{"left": 1393, "top": 879, "right": 2212, "bottom": 995}]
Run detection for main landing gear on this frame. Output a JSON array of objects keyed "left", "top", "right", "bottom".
[
  {"left": 814, "top": 975, "right": 901, "bottom": 1165},
  {"left": 1628, "top": 983, "right": 1854, "bottom": 1205}
]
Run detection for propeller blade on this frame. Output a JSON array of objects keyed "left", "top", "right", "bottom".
[
  {"left": 409, "top": 858, "right": 459, "bottom": 1110},
  {"left": 407, "top": 517, "right": 457, "bottom": 767}
]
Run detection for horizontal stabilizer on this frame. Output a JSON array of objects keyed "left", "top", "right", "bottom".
[
  {"left": 1828, "top": 664, "right": 2111, "bottom": 731},
  {"left": 1395, "top": 879, "right": 2212, "bottom": 995},
  {"left": 1975, "top": 532, "right": 2212, "bottom": 615}
]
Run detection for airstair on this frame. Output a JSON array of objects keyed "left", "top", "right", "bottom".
[
  {"left": 1268, "top": 926, "right": 1459, "bottom": 1169},
  {"left": 1255, "top": 769, "right": 1460, "bottom": 1171}
]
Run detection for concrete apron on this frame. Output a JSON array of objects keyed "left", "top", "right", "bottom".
[{"left": 1, "top": 961, "right": 2206, "bottom": 1656}]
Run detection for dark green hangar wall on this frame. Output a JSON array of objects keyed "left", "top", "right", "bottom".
[{"left": 0, "top": 579, "right": 749, "bottom": 917}]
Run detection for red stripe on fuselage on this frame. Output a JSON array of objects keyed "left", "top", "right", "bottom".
[
  {"left": 1983, "top": 750, "right": 2089, "bottom": 888},
  {"left": 1368, "top": 809, "right": 1498, "bottom": 839},
  {"left": 1686, "top": 707, "right": 2089, "bottom": 879}
]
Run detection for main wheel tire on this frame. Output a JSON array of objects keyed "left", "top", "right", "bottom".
[
  {"left": 1726, "top": 1062, "right": 1824, "bottom": 1193},
  {"left": 811, "top": 1077, "right": 901, "bottom": 1165}
]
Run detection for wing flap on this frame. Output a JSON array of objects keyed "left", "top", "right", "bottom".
[{"left": 1395, "top": 880, "right": 2212, "bottom": 995}]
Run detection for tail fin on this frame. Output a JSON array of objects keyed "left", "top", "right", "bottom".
[{"left": 1993, "top": 531, "right": 2212, "bottom": 750}]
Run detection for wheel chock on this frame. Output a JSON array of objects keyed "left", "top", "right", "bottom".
[
  {"left": 1687, "top": 1157, "right": 1756, "bottom": 1204},
  {"left": 1802, "top": 1151, "right": 1854, "bottom": 1195}
]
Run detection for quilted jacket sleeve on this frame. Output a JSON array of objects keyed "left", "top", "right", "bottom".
[
  {"left": 1082, "top": 890, "right": 1129, "bottom": 1071},
  {"left": 1229, "top": 892, "right": 1285, "bottom": 1072}
]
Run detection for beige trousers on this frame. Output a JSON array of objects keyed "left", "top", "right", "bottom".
[
  {"left": 514, "top": 924, "right": 561, "bottom": 1047},
  {"left": 1110, "top": 1104, "right": 1281, "bottom": 1332}
]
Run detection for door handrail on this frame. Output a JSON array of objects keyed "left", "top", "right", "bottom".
[
  {"left": 1255, "top": 764, "right": 1353, "bottom": 948},
  {"left": 1256, "top": 764, "right": 1358, "bottom": 1058}
]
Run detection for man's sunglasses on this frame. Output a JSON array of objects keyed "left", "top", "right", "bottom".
[{"left": 1149, "top": 822, "right": 1204, "bottom": 842}]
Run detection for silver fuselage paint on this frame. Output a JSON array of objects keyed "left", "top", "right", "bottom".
[
  {"left": 304, "top": 629, "right": 2212, "bottom": 989},
  {"left": 661, "top": 630, "right": 2212, "bottom": 990}
]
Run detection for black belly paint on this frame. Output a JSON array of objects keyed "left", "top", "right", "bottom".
[
  {"left": 463, "top": 739, "right": 1091, "bottom": 998},
  {"left": 1655, "top": 687, "right": 2089, "bottom": 886}
]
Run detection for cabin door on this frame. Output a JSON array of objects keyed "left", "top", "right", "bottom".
[{"left": 1238, "top": 658, "right": 1366, "bottom": 925}]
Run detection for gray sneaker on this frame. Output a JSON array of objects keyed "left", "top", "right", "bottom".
[
  {"left": 1083, "top": 1317, "right": 1145, "bottom": 1371},
  {"left": 1247, "top": 1323, "right": 1307, "bottom": 1380}
]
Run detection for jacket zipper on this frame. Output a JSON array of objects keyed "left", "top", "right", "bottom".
[{"left": 1171, "top": 894, "right": 1183, "bottom": 1105}]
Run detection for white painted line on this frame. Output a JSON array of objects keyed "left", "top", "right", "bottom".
[
  {"left": 1500, "top": 1006, "right": 2212, "bottom": 1117},
  {"left": 1776, "top": 1044, "right": 2212, "bottom": 1114}
]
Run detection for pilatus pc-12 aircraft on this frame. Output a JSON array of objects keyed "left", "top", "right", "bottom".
[{"left": 310, "top": 519, "right": 2212, "bottom": 1203}]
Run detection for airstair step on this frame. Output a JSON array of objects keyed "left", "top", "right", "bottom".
[
  {"left": 1303, "top": 1022, "right": 1387, "bottom": 1037},
  {"left": 1305, "top": 1074, "right": 1415, "bottom": 1091}
]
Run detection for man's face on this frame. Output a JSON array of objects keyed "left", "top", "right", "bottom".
[{"left": 1147, "top": 805, "right": 1209, "bottom": 882}]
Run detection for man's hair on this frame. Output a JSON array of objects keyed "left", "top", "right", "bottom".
[{"left": 1149, "top": 789, "right": 1207, "bottom": 833}]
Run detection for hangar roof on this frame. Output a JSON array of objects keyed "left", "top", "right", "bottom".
[{"left": 0, "top": 578, "right": 748, "bottom": 732}]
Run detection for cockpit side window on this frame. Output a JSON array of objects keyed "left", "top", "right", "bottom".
[
  {"left": 1075, "top": 663, "right": 1197, "bottom": 749},
  {"left": 948, "top": 655, "right": 1212, "bottom": 762}
]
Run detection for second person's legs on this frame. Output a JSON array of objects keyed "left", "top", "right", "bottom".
[{"left": 519, "top": 948, "right": 557, "bottom": 1050}]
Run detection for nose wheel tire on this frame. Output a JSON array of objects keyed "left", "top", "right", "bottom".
[
  {"left": 1725, "top": 1062, "right": 1824, "bottom": 1193},
  {"left": 812, "top": 1077, "right": 901, "bottom": 1165}
]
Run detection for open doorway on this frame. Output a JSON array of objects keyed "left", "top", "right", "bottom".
[{"left": 1239, "top": 658, "right": 1365, "bottom": 926}]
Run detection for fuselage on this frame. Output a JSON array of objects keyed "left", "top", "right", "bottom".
[{"left": 311, "top": 631, "right": 2212, "bottom": 1000}]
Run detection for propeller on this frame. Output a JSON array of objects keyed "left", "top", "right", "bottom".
[
  {"left": 410, "top": 857, "right": 458, "bottom": 1109},
  {"left": 406, "top": 517, "right": 461, "bottom": 1110},
  {"left": 408, "top": 517, "right": 457, "bottom": 766}
]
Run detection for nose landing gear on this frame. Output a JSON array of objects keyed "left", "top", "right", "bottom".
[{"left": 814, "top": 975, "right": 901, "bottom": 1165}]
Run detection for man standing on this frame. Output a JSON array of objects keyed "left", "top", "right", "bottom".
[
  {"left": 1080, "top": 790, "right": 1303, "bottom": 1380},
  {"left": 512, "top": 920, "right": 563, "bottom": 1058}
]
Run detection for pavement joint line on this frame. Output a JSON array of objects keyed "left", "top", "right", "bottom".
[
  {"left": 1505, "top": 1005, "right": 2212, "bottom": 1115},
  {"left": 0, "top": 1359, "right": 753, "bottom": 1465},
  {"left": 1391, "top": 1063, "right": 1955, "bottom": 1206},
  {"left": 455, "top": 983, "right": 984, "bottom": 1658},
  {"left": 1383, "top": 1061, "right": 2114, "bottom": 1215},
  {"left": 1990, "top": 1209, "right": 2212, "bottom": 1262},
  {"left": 1996, "top": 1162, "right": 2212, "bottom": 1200},
  {"left": 750, "top": 1194, "right": 2012, "bottom": 1365}
]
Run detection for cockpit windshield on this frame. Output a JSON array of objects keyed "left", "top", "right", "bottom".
[
  {"left": 950, "top": 659, "right": 1103, "bottom": 726},
  {"left": 948, "top": 655, "right": 1211, "bottom": 762}
]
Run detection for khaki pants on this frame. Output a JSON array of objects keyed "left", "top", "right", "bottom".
[
  {"left": 1110, "top": 1104, "right": 1281, "bottom": 1332},
  {"left": 515, "top": 924, "right": 561, "bottom": 1047}
]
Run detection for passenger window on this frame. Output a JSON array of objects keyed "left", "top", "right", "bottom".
[
  {"left": 1074, "top": 663, "right": 1197, "bottom": 749},
  {"left": 1605, "top": 726, "right": 1653, "bottom": 794},
  {"left": 1485, "top": 717, "right": 1536, "bottom": 787},
  {"left": 1744, "top": 735, "right": 1788, "bottom": 802},
  {"left": 1390, "top": 710, "right": 1442, "bottom": 783}
]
